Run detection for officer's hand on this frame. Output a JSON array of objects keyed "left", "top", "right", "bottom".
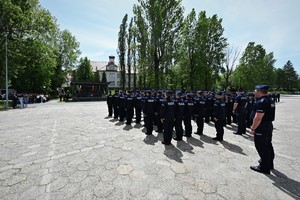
[
  {"left": 161, "top": 118, "right": 165, "bottom": 123},
  {"left": 250, "top": 129, "right": 255, "bottom": 135},
  {"left": 214, "top": 117, "right": 218, "bottom": 121}
]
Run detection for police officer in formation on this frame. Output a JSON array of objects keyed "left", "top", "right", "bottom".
[
  {"left": 233, "top": 88, "right": 248, "bottom": 135},
  {"left": 106, "top": 87, "right": 275, "bottom": 146},
  {"left": 212, "top": 92, "right": 226, "bottom": 141},
  {"left": 250, "top": 85, "right": 276, "bottom": 174},
  {"left": 160, "top": 90, "right": 175, "bottom": 145},
  {"left": 173, "top": 91, "right": 185, "bottom": 141},
  {"left": 106, "top": 91, "right": 113, "bottom": 117}
]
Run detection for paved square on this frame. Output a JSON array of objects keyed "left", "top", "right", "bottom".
[{"left": 0, "top": 96, "right": 300, "bottom": 199}]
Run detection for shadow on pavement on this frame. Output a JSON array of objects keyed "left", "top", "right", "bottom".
[
  {"left": 109, "top": 118, "right": 119, "bottom": 122},
  {"left": 143, "top": 134, "right": 158, "bottom": 145},
  {"left": 164, "top": 145, "right": 183, "bottom": 163},
  {"left": 115, "top": 121, "right": 125, "bottom": 126},
  {"left": 241, "top": 133, "right": 254, "bottom": 142},
  {"left": 176, "top": 140, "right": 195, "bottom": 154},
  {"left": 186, "top": 137, "right": 204, "bottom": 148},
  {"left": 123, "top": 125, "right": 133, "bottom": 131},
  {"left": 199, "top": 134, "right": 218, "bottom": 145},
  {"left": 133, "top": 123, "right": 143, "bottom": 129},
  {"left": 267, "top": 169, "right": 300, "bottom": 199},
  {"left": 220, "top": 140, "right": 247, "bottom": 156}
]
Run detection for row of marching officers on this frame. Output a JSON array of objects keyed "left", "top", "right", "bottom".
[{"left": 107, "top": 89, "right": 258, "bottom": 145}]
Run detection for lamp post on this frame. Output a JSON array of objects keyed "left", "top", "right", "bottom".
[{"left": 5, "top": 34, "right": 8, "bottom": 108}]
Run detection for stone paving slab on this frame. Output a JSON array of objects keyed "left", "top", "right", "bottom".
[{"left": 0, "top": 96, "right": 300, "bottom": 200}]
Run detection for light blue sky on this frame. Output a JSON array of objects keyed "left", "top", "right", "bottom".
[{"left": 40, "top": 0, "right": 300, "bottom": 73}]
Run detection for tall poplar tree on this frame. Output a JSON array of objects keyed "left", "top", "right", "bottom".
[
  {"left": 118, "top": 14, "right": 128, "bottom": 90},
  {"left": 133, "top": 0, "right": 184, "bottom": 89}
]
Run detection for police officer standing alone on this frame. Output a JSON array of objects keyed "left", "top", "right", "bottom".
[
  {"left": 250, "top": 85, "right": 275, "bottom": 174},
  {"left": 160, "top": 90, "right": 175, "bottom": 145}
]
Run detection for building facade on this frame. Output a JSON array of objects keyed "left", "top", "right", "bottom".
[{"left": 91, "top": 56, "right": 135, "bottom": 90}]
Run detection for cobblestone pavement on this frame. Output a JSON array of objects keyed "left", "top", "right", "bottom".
[{"left": 0, "top": 95, "right": 300, "bottom": 200}]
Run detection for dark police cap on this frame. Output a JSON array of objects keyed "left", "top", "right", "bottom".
[
  {"left": 255, "top": 85, "right": 269, "bottom": 90},
  {"left": 197, "top": 90, "right": 203, "bottom": 94},
  {"left": 165, "top": 90, "right": 173, "bottom": 95},
  {"left": 215, "top": 91, "right": 223, "bottom": 95},
  {"left": 186, "top": 93, "right": 191, "bottom": 98},
  {"left": 176, "top": 90, "right": 182, "bottom": 95}
]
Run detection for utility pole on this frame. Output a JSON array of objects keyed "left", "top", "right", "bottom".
[{"left": 5, "top": 34, "right": 9, "bottom": 108}]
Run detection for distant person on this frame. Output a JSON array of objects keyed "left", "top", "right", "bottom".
[
  {"left": 12, "top": 92, "right": 18, "bottom": 109},
  {"left": 106, "top": 91, "right": 113, "bottom": 117},
  {"left": 250, "top": 85, "right": 275, "bottom": 174}
]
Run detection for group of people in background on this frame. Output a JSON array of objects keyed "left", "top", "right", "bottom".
[
  {"left": 106, "top": 85, "right": 276, "bottom": 174},
  {"left": 3, "top": 93, "right": 50, "bottom": 109}
]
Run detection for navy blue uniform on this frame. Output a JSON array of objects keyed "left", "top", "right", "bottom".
[
  {"left": 174, "top": 97, "right": 185, "bottom": 140},
  {"left": 160, "top": 99, "right": 175, "bottom": 144},
  {"left": 213, "top": 98, "right": 226, "bottom": 141},
  {"left": 251, "top": 95, "right": 275, "bottom": 172},
  {"left": 106, "top": 93, "right": 113, "bottom": 117},
  {"left": 143, "top": 95, "right": 155, "bottom": 135},
  {"left": 118, "top": 94, "right": 126, "bottom": 122},
  {"left": 225, "top": 95, "right": 233, "bottom": 125},
  {"left": 125, "top": 94, "right": 134, "bottom": 125},
  {"left": 112, "top": 93, "right": 119, "bottom": 119},
  {"left": 134, "top": 93, "right": 143, "bottom": 124},
  {"left": 155, "top": 95, "right": 166, "bottom": 133},
  {"left": 194, "top": 96, "right": 205, "bottom": 135},
  {"left": 246, "top": 96, "right": 255, "bottom": 128},
  {"left": 184, "top": 98, "right": 194, "bottom": 137},
  {"left": 234, "top": 93, "right": 248, "bottom": 134}
]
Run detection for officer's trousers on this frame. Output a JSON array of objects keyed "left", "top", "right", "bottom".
[
  {"left": 144, "top": 115, "right": 154, "bottom": 134},
  {"left": 196, "top": 116, "right": 204, "bottom": 134},
  {"left": 174, "top": 118, "right": 183, "bottom": 139},
  {"left": 163, "top": 118, "right": 173, "bottom": 144},
  {"left": 108, "top": 104, "right": 113, "bottom": 116},
  {"left": 236, "top": 108, "right": 246, "bottom": 134},
  {"left": 215, "top": 119, "right": 225, "bottom": 140},
  {"left": 135, "top": 107, "right": 142, "bottom": 123},
  {"left": 184, "top": 116, "right": 192, "bottom": 136},
  {"left": 254, "top": 131, "right": 272, "bottom": 172}
]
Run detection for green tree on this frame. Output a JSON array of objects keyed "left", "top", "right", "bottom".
[
  {"left": 282, "top": 60, "right": 298, "bottom": 91},
  {"left": 127, "top": 17, "right": 134, "bottom": 89},
  {"left": 221, "top": 46, "right": 240, "bottom": 89},
  {"left": 52, "top": 29, "right": 81, "bottom": 93},
  {"left": 94, "top": 71, "right": 100, "bottom": 82},
  {"left": 101, "top": 71, "right": 107, "bottom": 83},
  {"left": 118, "top": 14, "right": 128, "bottom": 90},
  {"left": 232, "top": 42, "right": 276, "bottom": 90},
  {"left": 133, "top": 0, "right": 184, "bottom": 89},
  {"left": 76, "top": 57, "right": 93, "bottom": 81}
]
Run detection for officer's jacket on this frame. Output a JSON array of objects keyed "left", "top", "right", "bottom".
[
  {"left": 125, "top": 95, "right": 134, "bottom": 110},
  {"left": 194, "top": 96, "right": 205, "bottom": 117},
  {"left": 160, "top": 99, "right": 175, "bottom": 121},
  {"left": 250, "top": 96, "right": 275, "bottom": 132},
  {"left": 107, "top": 94, "right": 113, "bottom": 105},
  {"left": 155, "top": 95, "right": 166, "bottom": 114},
  {"left": 184, "top": 99, "right": 194, "bottom": 118},
  {"left": 134, "top": 94, "right": 143, "bottom": 109},
  {"left": 213, "top": 99, "right": 226, "bottom": 120},
  {"left": 174, "top": 98, "right": 185, "bottom": 119},
  {"left": 143, "top": 96, "right": 155, "bottom": 116},
  {"left": 118, "top": 94, "right": 126, "bottom": 108},
  {"left": 235, "top": 93, "right": 248, "bottom": 109}
]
